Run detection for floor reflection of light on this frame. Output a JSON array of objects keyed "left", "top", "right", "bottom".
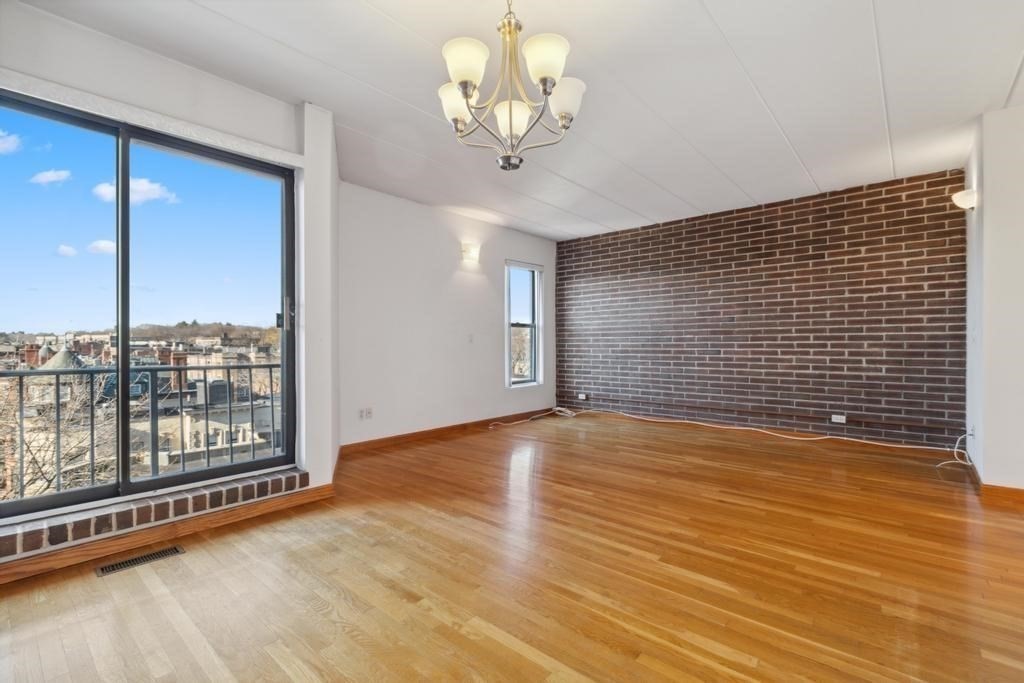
[{"left": 505, "top": 443, "right": 537, "bottom": 556}]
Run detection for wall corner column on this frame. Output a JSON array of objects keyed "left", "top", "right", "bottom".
[
  {"left": 296, "top": 102, "right": 339, "bottom": 486},
  {"left": 968, "top": 104, "right": 1024, "bottom": 489}
]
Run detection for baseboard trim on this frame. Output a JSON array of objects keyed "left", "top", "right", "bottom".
[
  {"left": 964, "top": 460, "right": 982, "bottom": 491},
  {"left": 338, "top": 408, "right": 554, "bottom": 457},
  {"left": 0, "top": 484, "right": 334, "bottom": 586},
  {"left": 980, "top": 483, "right": 1024, "bottom": 507}
]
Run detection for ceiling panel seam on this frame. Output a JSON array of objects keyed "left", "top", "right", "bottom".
[
  {"left": 356, "top": 0, "right": 435, "bottom": 49},
  {"left": 698, "top": 0, "right": 821, "bottom": 194},
  {"left": 336, "top": 123, "right": 607, "bottom": 237},
  {"left": 190, "top": 0, "right": 655, "bottom": 227},
  {"left": 569, "top": 127, "right": 705, "bottom": 215},
  {"left": 1003, "top": 44, "right": 1024, "bottom": 108},
  {"left": 591, "top": 75, "right": 758, "bottom": 209},
  {"left": 187, "top": 0, "right": 440, "bottom": 118},
  {"left": 869, "top": 0, "right": 897, "bottom": 179}
]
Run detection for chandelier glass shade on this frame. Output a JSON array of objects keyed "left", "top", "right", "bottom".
[{"left": 438, "top": 0, "right": 586, "bottom": 171}]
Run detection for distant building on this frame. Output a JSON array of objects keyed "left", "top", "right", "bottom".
[
  {"left": 39, "top": 346, "right": 86, "bottom": 370},
  {"left": 193, "top": 336, "right": 224, "bottom": 349},
  {"left": 37, "top": 343, "right": 57, "bottom": 366}
]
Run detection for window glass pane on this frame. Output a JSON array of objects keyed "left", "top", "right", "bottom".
[
  {"left": 509, "top": 267, "right": 535, "bottom": 324},
  {"left": 0, "top": 103, "right": 118, "bottom": 503},
  {"left": 127, "top": 140, "right": 283, "bottom": 480},
  {"left": 510, "top": 326, "right": 534, "bottom": 382}
]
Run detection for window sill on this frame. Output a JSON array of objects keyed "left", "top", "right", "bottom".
[{"left": 508, "top": 381, "right": 542, "bottom": 389}]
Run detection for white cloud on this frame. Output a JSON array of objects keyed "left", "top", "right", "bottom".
[
  {"left": 30, "top": 169, "right": 72, "bottom": 185},
  {"left": 87, "top": 239, "right": 116, "bottom": 255},
  {"left": 91, "top": 182, "right": 116, "bottom": 202},
  {"left": 92, "top": 177, "right": 179, "bottom": 205},
  {"left": 56, "top": 244, "right": 77, "bottom": 257},
  {"left": 0, "top": 130, "right": 21, "bottom": 154},
  {"left": 91, "top": 181, "right": 115, "bottom": 202},
  {"left": 35, "top": 142, "right": 53, "bottom": 152}
]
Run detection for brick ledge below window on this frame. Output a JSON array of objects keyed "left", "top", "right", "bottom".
[{"left": 0, "top": 469, "right": 309, "bottom": 563}]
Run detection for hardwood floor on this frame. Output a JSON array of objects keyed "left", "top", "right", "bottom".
[{"left": 3, "top": 414, "right": 1023, "bottom": 681}]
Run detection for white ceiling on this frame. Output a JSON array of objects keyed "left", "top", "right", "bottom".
[{"left": 23, "top": 0, "right": 1024, "bottom": 241}]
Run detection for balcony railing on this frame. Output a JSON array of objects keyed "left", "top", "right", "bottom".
[{"left": 0, "top": 363, "right": 283, "bottom": 505}]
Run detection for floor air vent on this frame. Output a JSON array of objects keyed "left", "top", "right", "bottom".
[{"left": 96, "top": 546, "right": 185, "bottom": 577}]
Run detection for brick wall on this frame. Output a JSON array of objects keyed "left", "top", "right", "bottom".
[{"left": 556, "top": 170, "right": 967, "bottom": 447}]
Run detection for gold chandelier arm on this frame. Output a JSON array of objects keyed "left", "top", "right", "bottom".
[
  {"left": 471, "top": 17, "right": 511, "bottom": 111},
  {"left": 461, "top": 99, "right": 509, "bottom": 154},
  {"left": 538, "top": 118, "right": 562, "bottom": 136},
  {"left": 463, "top": 92, "right": 500, "bottom": 138},
  {"left": 512, "top": 94, "right": 550, "bottom": 154},
  {"left": 509, "top": 30, "right": 542, "bottom": 108},
  {"left": 456, "top": 136, "right": 504, "bottom": 154},
  {"left": 516, "top": 128, "right": 566, "bottom": 154}
]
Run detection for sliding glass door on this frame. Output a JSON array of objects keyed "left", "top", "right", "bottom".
[
  {"left": 0, "top": 98, "right": 120, "bottom": 510},
  {"left": 0, "top": 90, "right": 295, "bottom": 517}
]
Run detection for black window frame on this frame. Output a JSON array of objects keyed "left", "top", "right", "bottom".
[
  {"left": 506, "top": 262, "right": 541, "bottom": 387},
  {"left": 0, "top": 89, "right": 297, "bottom": 518}
]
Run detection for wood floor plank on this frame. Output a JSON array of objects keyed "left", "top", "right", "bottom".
[{"left": 2, "top": 414, "right": 1022, "bottom": 681}]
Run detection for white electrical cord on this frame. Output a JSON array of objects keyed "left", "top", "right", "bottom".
[
  {"left": 487, "top": 407, "right": 576, "bottom": 428},
  {"left": 490, "top": 406, "right": 971, "bottom": 465},
  {"left": 935, "top": 433, "right": 973, "bottom": 469}
]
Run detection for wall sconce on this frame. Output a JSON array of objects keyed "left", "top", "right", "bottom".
[
  {"left": 461, "top": 242, "right": 480, "bottom": 262},
  {"left": 951, "top": 189, "right": 978, "bottom": 210}
]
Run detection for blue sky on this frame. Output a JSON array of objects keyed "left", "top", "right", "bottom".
[
  {"left": 509, "top": 267, "right": 534, "bottom": 324},
  {"left": 1, "top": 103, "right": 283, "bottom": 333}
]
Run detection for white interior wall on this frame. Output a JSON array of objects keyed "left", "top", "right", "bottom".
[
  {"left": 337, "top": 182, "right": 557, "bottom": 445},
  {"left": 967, "top": 104, "right": 1024, "bottom": 489},
  {"left": 0, "top": 2, "right": 339, "bottom": 487},
  {"left": 0, "top": 0, "right": 299, "bottom": 155}
]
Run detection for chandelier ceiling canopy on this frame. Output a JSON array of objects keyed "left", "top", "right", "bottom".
[{"left": 438, "top": 0, "right": 586, "bottom": 171}]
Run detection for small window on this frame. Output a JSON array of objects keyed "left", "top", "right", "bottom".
[{"left": 506, "top": 262, "right": 541, "bottom": 386}]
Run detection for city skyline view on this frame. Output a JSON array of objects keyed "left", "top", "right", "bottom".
[{"left": 1, "top": 104, "right": 284, "bottom": 333}]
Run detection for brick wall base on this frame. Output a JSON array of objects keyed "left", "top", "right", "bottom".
[
  {"left": 0, "top": 468, "right": 309, "bottom": 563},
  {"left": 556, "top": 171, "right": 967, "bottom": 447}
]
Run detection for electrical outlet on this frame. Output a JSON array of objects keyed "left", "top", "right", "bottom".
[
  {"left": 831, "top": 414, "right": 847, "bottom": 424},
  {"left": 358, "top": 409, "right": 365, "bottom": 420},
  {"left": 578, "top": 393, "right": 587, "bottom": 400},
  {"left": 365, "top": 407, "right": 373, "bottom": 419}
]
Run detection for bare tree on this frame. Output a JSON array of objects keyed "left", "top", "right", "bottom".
[
  {"left": 510, "top": 327, "right": 532, "bottom": 379},
  {"left": 0, "top": 372, "right": 118, "bottom": 501}
]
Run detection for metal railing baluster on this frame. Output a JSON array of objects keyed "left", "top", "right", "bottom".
[
  {"left": 248, "top": 365, "right": 256, "bottom": 461},
  {"left": 149, "top": 369, "right": 159, "bottom": 478},
  {"left": 89, "top": 373, "right": 96, "bottom": 486},
  {"left": 269, "top": 367, "right": 276, "bottom": 455},
  {"left": 226, "top": 366, "right": 234, "bottom": 464},
  {"left": 18, "top": 376, "right": 25, "bottom": 499},
  {"left": 203, "top": 367, "right": 211, "bottom": 469},
  {"left": 54, "top": 374, "right": 62, "bottom": 492},
  {"left": 178, "top": 368, "right": 186, "bottom": 472}
]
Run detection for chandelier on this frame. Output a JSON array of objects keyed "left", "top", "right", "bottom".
[{"left": 437, "top": 0, "right": 586, "bottom": 171}]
